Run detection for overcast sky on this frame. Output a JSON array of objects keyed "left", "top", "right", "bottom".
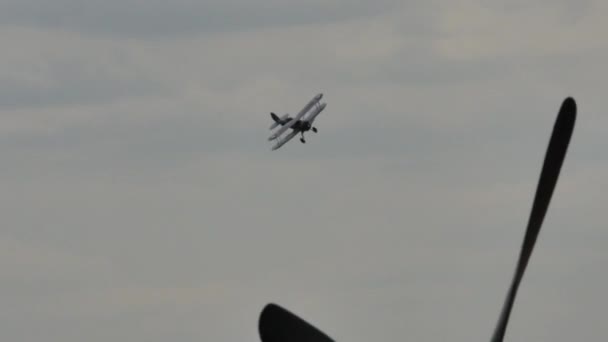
[{"left": 1, "top": 1, "right": 606, "bottom": 341}]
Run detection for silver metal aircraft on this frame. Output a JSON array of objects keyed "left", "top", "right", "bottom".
[{"left": 268, "top": 93, "right": 326, "bottom": 150}]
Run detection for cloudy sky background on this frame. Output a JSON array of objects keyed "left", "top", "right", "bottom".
[{"left": 1, "top": 1, "right": 606, "bottom": 341}]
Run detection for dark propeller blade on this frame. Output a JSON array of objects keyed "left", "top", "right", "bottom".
[
  {"left": 259, "top": 303, "right": 335, "bottom": 342},
  {"left": 490, "top": 97, "right": 577, "bottom": 342}
]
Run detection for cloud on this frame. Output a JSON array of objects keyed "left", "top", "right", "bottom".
[
  {"left": 0, "top": 27, "right": 168, "bottom": 110},
  {"left": 433, "top": 0, "right": 604, "bottom": 60},
  {"left": 0, "top": 0, "right": 404, "bottom": 37},
  {"left": 0, "top": 1, "right": 606, "bottom": 341}
]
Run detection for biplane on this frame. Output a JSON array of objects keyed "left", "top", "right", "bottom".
[{"left": 268, "top": 93, "right": 326, "bottom": 150}]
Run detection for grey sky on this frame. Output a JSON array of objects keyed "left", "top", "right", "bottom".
[{"left": 0, "top": 1, "right": 606, "bottom": 342}]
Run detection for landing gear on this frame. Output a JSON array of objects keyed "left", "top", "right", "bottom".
[
  {"left": 300, "top": 132, "right": 306, "bottom": 143},
  {"left": 312, "top": 127, "right": 317, "bottom": 133}
]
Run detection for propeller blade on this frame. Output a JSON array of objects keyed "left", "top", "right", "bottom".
[
  {"left": 490, "top": 97, "right": 577, "bottom": 342},
  {"left": 259, "top": 303, "right": 335, "bottom": 342}
]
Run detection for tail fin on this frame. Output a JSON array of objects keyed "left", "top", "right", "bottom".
[
  {"left": 270, "top": 112, "right": 280, "bottom": 122},
  {"left": 269, "top": 113, "right": 290, "bottom": 130},
  {"left": 269, "top": 113, "right": 281, "bottom": 130}
]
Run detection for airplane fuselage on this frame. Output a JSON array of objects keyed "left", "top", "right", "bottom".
[{"left": 289, "top": 120, "right": 313, "bottom": 132}]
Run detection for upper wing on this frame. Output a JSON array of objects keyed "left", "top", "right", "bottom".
[
  {"left": 304, "top": 103, "right": 326, "bottom": 125},
  {"left": 259, "top": 304, "right": 335, "bottom": 342}
]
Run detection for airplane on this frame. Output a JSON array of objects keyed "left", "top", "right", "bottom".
[
  {"left": 257, "top": 97, "right": 578, "bottom": 342},
  {"left": 268, "top": 93, "right": 327, "bottom": 150}
]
